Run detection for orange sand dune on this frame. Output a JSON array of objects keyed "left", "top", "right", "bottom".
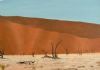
[{"left": 0, "top": 16, "right": 100, "bottom": 54}]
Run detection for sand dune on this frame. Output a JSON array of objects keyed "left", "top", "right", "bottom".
[{"left": 0, "top": 16, "right": 100, "bottom": 54}]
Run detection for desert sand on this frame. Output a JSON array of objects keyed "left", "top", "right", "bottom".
[
  {"left": 0, "top": 16, "right": 100, "bottom": 54},
  {"left": 0, "top": 53, "right": 100, "bottom": 70}
]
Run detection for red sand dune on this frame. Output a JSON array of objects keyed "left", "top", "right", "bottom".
[{"left": 0, "top": 16, "right": 100, "bottom": 54}]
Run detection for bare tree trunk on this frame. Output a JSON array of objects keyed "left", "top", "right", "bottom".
[
  {"left": 54, "top": 46, "right": 58, "bottom": 58},
  {"left": 0, "top": 50, "right": 4, "bottom": 59},
  {"left": 51, "top": 42, "right": 54, "bottom": 58},
  {"left": 32, "top": 52, "right": 35, "bottom": 57},
  {"left": 44, "top": 52, "right": 48, "bottom": 57},
  {"left": 65, "top": 49, "right": 69, "bottom": 55},
  {"left": 53, "top": 40, "right": 62, "bottom": 59}
]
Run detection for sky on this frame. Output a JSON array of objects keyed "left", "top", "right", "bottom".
[{"left": 0, "top": 0, "right": 100, "bottom": 24}]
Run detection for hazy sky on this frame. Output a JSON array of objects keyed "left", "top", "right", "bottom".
[{"left": 0, "top": 0, "right": 100, "bottom": 24}]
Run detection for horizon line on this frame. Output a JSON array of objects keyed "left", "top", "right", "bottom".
[{"left": 0, "top": 15, "right": 99, "bottom": 25}]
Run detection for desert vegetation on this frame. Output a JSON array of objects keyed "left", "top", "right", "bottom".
[
  {"left": 41, "top": 40, "right": 62, "bottom": 59},
  {"left": 51, "top": 40, "right": 62, "bottom": 59},
  {"left": 32, "top": 52, "right": 35, "bottom": 57},
  {"left": 0, "top": 49, "right": 4, "bottom": 59},
  {"left": 0, "top": 64, "right": 5, "bottom": 70}
]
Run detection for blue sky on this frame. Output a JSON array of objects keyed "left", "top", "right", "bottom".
[{"left": 0, "top": 0, "right": 100, "bottom": 24}]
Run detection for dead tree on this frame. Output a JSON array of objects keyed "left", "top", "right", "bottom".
[
  {"left": 0, "top": 50, "right": 4, "bottom": 59},
  {"left": 51, "top": 42, "right": 55, "bottom": 58},
  {"left": 54, "top": 40, "right": 62, "bottom": 58},
  {"left": 78, "top": 47, "right": 82, "bottom": 56},
  {"left": 42, "top": 50, "right": 49, "bottom": 57},
  {"left": 65, "top": 49, "right": 69, "bottom": 55},
  {"left": 32, "top": 52, "right": 35, "bottom": 57},
  {"left": 51, "top": 40, "right": 62, "bottom": 59}
]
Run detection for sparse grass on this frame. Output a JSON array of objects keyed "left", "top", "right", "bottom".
[
  {"left": 17, "top": 61, "right": 35, "bottom": 65},
  {"left": 53, "top": 68, "right": 62, "bottom": 70},
  {"left": 64, "top": 68, "right": 78, "bottom": 70},
  {"left": 0, "top": 64, "right": 5, "bottom": 70},
  {"left": 42, "top": 55, "right": 53, "bottom": 58},
  {"left": 96, "top": 61, "right": 100, "bottom": 66},
  {"left": 52, "top": 68, "right": 78, "bottom": 70},
  {"left": 77, "top": 65, "right": 85, "bottom": 68},
  {"left": 42, "top": 55, "right": 60, "bottom": 59},
  {"left": 90, "top": 65, "right": 94, "bottom": 67}
]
